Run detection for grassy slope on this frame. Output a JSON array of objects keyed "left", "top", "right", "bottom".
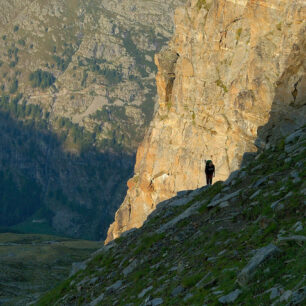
[
  {"left": 0, "top": 233, "right": 102, "bottom": 305},
  {"left": 38, "top": 128, "right": 305, "bottom": 305}
]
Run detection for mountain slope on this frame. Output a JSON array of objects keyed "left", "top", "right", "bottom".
[
  {"left": 106, "top": 0, "right": 306, "bottom": 242},
  {"left": 0, "top": 0, "right": 184, "bottom": 151},
  {"left": 38, "top": 125, "right": 306, "bottom": 305},
  {"left": 0, "top": 111, "right": 133, "bottom": 239},
  {"left": 0, "top": 0, "right": 184, "bottom": 239}
]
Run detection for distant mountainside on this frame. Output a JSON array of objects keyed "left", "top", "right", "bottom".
[
  {"left": 0, "top": 0, "right": 184, "bottom": 239},
  {"left": 0, "top": 0, "right": 184, "bottom": 151}
]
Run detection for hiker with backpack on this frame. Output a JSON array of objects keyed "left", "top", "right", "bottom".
[{"left": 205, "top": 160, "right": 215, "bottom": 186}]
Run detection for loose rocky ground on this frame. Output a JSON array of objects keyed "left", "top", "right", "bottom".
[
  {"left": 38, "top": 126, "right": 305, "bottom": 305},
  {"left": 0, "top": 233, "right": 101, "bottom": 305}
]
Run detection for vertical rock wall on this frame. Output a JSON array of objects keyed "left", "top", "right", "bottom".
[{"left": 106, "top": 0, "right": 306, "bottom": 243}]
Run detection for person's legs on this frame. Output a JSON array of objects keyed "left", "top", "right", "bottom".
[{"left": 207, "top": 174, "right": 213, "bottom": 185}]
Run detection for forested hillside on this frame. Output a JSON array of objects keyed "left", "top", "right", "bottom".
[{"left": 0, "top": 0, "right": 183, "bottom": 239}]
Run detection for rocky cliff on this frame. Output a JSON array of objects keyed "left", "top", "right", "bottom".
[{"left": 106, "top": 0, "right": 306, "bottom": 242}]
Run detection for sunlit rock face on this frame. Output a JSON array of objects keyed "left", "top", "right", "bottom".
[{"left": 106, "top": 0, "right": 306, "bottom": 243}]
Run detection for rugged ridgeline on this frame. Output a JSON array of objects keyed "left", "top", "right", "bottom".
[
  {"left": 39, "top": 126, "right": 305, "bottom": 305},
  {"left": 106, "top": 0, "right": 306, "bottom": 242},
  {"left": 0, "top": 0, "right": 184, "bottom": 239}
]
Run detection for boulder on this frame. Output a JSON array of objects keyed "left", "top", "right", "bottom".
[
  {"left": 237, "top": 244, "right": 280, "bottom": 285},
  {"left": 218, "top": 289, "right": 242, "bottom": 304},
  {"left": 90, "top": 293, "right": 104, "bottom": 306}
]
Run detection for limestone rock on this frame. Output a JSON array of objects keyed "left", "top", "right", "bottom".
[{"left": 106, "top": 0, "right": 306, "bottom": 243}]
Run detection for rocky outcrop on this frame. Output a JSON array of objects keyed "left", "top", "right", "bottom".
[{"left": 106, "top": 0, "right": 306, "bottom": 242}]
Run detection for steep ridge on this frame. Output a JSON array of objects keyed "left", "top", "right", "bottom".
[
  {"left": 106, "top": 0, "right": 306, "bottom": 242},
  {"left": 39, "top": 125, "right": 306, "bottom": 305}
]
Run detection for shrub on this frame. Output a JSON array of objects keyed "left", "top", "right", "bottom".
[
  {"left": 9, "top": 79, "right": 18, "bottom": 94},
  {"left": 215, "top": 79, "right": 228, "bottom": 93},
  {"left": 29, "top": 69, "right": 56, "bottom": 89},
  {"left": 197, "top": 0, "right": 210, "bottom": 10},
  {"left": 236, "top": 28, "right": 243, "bottom": 41},
  {"left": 18, "top": 39, "right": 26, "bottom": 46}
]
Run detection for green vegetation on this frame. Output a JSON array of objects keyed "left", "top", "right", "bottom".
[
  {"left": 0, "top": 170, "right": 42, "bottom": 226},
  {"left": 55, "top": 116, "right": 95, "bottom": 152},
  {"left": 9, "top": 78, "right": 18, "bottom": 93},
  {"left": 140, "top": 84, "right": 156, "bottom": 124},
  {"left": 78, "top": 57, "right": 122, "bottom": 84},
  {"left": 215, "top": 79, "right": 228, "bottom": 93},
  {"left": 0, "top": 233, "right": 101, "bottom": 305},
  {"left": 166, "top": 100, "right": 173, "bottom": 111},
  {"left": 81, "top": 70, "right": 88, "bottom": 87},
  {"left": 123, "top": 31, "right": 149, "bottom": 77},
  {"left": 197, "top": 0, "right": 210, "bottom": 10},
  {"left": 236, "top": 28, "right": 243, "bottom": 41},
  {"left": 134, "top": 233, "right": 165, "bottom": 255},
  {"left": 52, "top": 43, "right": 80, "bottom": 71},
  {"left": 0, "top": 93, "right": 134, "bottom": 240},
  {"left": 29, "top": 69, "right": 56, "bottom": 89},
  {"left": 90, "top": 105, "right": 141, "bottom": 152},
  {"left": 13, "top": 25, "right": 19, "bottom": 32},
  {"left": 39, "top": 128, "right": 305, "bottom": 305},
  {"left": 7, "top": 46, "right": 19, "bottom": 61},
  {"left": 276, "top": 22, "right": 282, "bottom": 31},
  {"left": 17, "top": 39, "right": 26, "bottom": 46}
]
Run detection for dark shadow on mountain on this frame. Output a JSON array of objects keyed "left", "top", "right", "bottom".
[
  {"left": 0, "top": 110, "right": 135, "bottom": 240},
  {"left": 242, "top": 33, "right": 306, "bottom": 167}
]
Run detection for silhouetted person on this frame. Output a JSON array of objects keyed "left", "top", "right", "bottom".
[{"left": 205, "top": 160, "right": 215, "bottom": 185}]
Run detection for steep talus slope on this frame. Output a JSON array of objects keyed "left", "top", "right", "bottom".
[
  {"left": 106, "top": 0, "right": 306, "bottom": 242},
  {"left": 39, "top": 126, "right": 306, "bottom": 305},
  {"left": 0, "top": 0, "right": 184, "bottom": 239}
]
